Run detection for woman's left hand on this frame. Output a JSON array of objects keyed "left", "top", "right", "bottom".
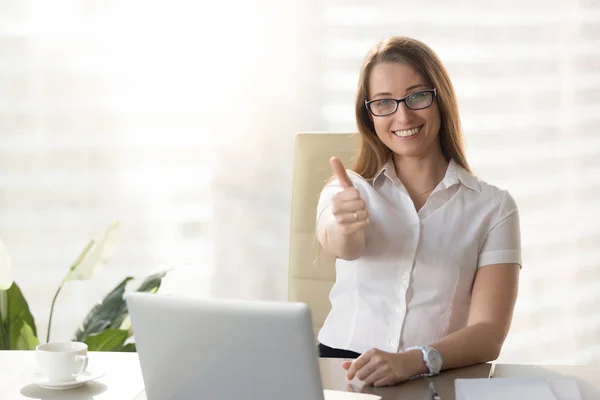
[{"left": 341, "top": 348, "right": 417, "bottom": 387}]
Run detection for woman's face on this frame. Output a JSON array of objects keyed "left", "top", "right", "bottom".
[{"left": 367, "top": 62, "right": 441, "bottom": 159}]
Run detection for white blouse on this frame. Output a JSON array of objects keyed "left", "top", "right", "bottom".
[{"left": 316, "top": 159, "right": 521, "bottom": 354}]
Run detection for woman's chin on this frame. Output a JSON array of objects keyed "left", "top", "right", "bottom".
[{"left": 386, "top": 142, "right": 428, "bottom": 158}]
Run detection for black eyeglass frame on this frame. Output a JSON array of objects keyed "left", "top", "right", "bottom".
[{"left": 365, "top": 88, "right": 437, "bottom": 116}]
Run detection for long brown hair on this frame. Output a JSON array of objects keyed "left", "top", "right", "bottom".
[{"left": 353, "top": 36, "right": 471, "bottom": 178}]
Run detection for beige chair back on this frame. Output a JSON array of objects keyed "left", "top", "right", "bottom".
[{"left": 288, "top": 132, "right": 360, "bottom": 338}]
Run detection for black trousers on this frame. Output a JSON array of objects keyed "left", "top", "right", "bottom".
[{"left": 318, "top": 343, "right": 361, "bottom": 359}]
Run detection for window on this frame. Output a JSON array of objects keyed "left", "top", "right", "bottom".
[{"left": 1, "top": 0, "right": 599, "bottom": 364}]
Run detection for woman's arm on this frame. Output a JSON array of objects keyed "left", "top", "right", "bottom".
[
  {"left": 419, "top": 191, "right": 521, "bottom": 373},
  {"left": 344, "top": 263, "right": 519, "bottom": 386},
  {"left": 427, "top": 262, "right": 519, "bottom": 368}
]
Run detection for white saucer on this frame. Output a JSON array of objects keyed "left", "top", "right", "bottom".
[{"left": 19, "top": 367, "right": 105, "bottom": 390}]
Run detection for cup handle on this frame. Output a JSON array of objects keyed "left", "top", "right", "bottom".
[{"left": 73, "top": 355, "right": 89, "bottom": 378}]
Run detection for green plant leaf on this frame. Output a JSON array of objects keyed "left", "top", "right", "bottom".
[
  {"left": 121, "top": 343, "right": 136, "bottom": 352},
  {"left": 136, "top": 270, "right": 170, "bottom": 293},
  {"left": 0, "top": 238, "right": 13, "bottom": 291},
  {"left": 7, "top": 282, "right": 38, "bottom": 338},
  {"left": 84, "top": 329, "right": 129, "bottom": 351},
  {"left": 0, "top": 291, "right": 8, "bottom": 349},
  {"left": 0, "top": 283, "right": 39, "bottom": 349},
  {"left": 73, "top": 270, "right": 170, "bottom": 344},
  {"left": 104, "top": 270, "right": 170, "bottom": 330},
  {"left": 73, "top": 277, "right": 133, "bottom": 342},
  {"left": 9, "top": 318, "right": 39, "bottom": 350}
]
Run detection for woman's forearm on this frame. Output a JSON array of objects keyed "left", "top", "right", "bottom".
[
  {"left": 402, "top": 322, "right": 504, "bottom": 379},
  {"left": 344, "top": 322, "right": 507, "bottom": 384},
  {"left": 430, "top": 322, "right": 504, "bottom": 371}
]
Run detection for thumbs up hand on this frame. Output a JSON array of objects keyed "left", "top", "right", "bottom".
[{"left": 329, "top": 157, "right": 370, "bottom": 236}]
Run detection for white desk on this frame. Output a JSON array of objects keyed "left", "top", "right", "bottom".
[
  {"left": 3, "top": 350, "right": 600, "bottom": 399},
  {"left": 128, "top": 360, "right": 600, "bottom": 400},
  {"left": 1, "top": 351, "right": 144, "bottom": 400}
]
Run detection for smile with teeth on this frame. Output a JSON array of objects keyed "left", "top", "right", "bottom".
[{"left": 393, "top": 125, "right": 422, "bottom": 137}]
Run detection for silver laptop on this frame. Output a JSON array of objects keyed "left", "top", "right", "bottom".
[{"left": 126, "top": 292, "right": 325, "bottom": 400}]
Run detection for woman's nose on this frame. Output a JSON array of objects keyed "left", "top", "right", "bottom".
[{"left": 392, "top": 102, "right": 414, "bottom": 125}]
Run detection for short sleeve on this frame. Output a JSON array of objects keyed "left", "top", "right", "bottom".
[{"left": 477, "top": 190, "right": 522, "bottom": 268}]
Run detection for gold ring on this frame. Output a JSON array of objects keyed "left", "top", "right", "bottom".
[{"left": 353, "top": 212, "right": 358, "bottom": 220}]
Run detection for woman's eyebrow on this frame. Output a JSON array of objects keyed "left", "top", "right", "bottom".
[{"left": 372, "top": 84, "right": 428, "bottom": 98}]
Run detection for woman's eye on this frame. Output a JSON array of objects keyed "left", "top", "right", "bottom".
[{"left": 408, "top": 93, "right": 426, "bottom": 101}]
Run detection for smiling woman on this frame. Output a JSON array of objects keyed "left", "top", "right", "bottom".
[{"left": 316, "top": 36, "right": 521, "bottom": 386}]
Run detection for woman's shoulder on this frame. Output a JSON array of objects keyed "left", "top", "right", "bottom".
[{"left": 469, "top": 175, "right": 518, "bottom": 213}]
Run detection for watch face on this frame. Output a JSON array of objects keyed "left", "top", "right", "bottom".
[{"left": 427, "top": 348, "right": 443, "bottom": 371}]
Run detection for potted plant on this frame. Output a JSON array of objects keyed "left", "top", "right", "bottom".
[{"left": 0, "top": 222, "right": 169, "bottom": 351}]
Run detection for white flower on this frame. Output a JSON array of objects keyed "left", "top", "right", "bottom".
[{"left": 65, "top": 221, "right": 120, "bottom": 282}]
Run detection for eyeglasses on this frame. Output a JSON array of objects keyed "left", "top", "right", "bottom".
[{"left": 365, "top": 88, "right": 437, "bottom": 117}]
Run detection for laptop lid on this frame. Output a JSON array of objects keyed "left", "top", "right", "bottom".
[{"left": 126, "top": 292, "right": 325, "bottom": 400}]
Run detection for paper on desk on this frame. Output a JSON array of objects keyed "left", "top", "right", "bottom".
[
  {"left": 455, "top": 377, "right": 581, "bottom": 400},
  {"left": 547, "top": 378, "right": 583, "bottom": 400},
  {"left": 323, "top": 389, "right": 382, "bottom": 400}
]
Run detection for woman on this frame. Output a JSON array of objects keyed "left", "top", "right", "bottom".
[{"left": 315, "top": 36, "right": 521, "bottom": 386}]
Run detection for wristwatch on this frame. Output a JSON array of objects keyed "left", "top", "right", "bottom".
[{"left": 406, "top": 345, "right": 443, "bottom": 377}]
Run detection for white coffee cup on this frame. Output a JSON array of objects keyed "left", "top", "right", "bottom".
[{"left": 36, "top": 341, "right": 89, "bottom": 382}]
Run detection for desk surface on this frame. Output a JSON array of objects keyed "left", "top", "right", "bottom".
[
  {"left": 1, "top": 351, "right": 145, "bottom": 400},
  {"left": 3, "top": 351, "right": 600, "bottom": 400},
  {"left": 319, "top": 358, "right": 492, "bottom": 400}
]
